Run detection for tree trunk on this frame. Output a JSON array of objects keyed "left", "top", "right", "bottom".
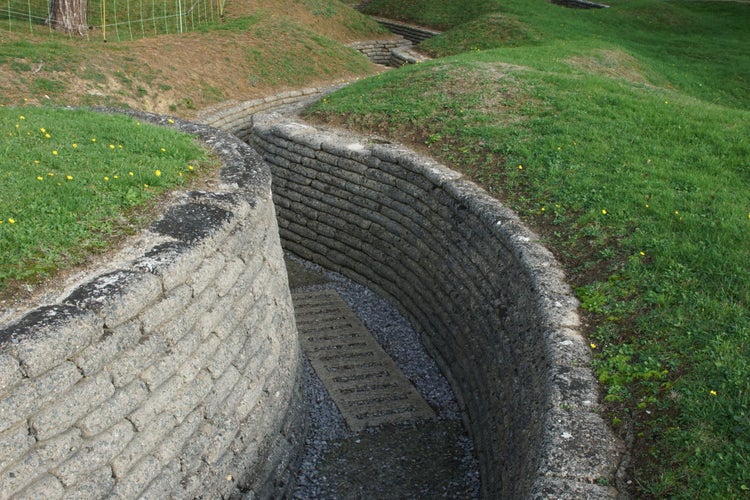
[{"left": 48, "top": 0, "right": 88, "bottom": 35}]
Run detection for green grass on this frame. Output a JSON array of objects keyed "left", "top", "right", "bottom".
[
  {"left": 308, "top": 0, "right": 750, "bottom": 496},
  {"left": 360, "top": 0, "right": 502, "bottom": 30},
  {"left": 0, "top": 107, "right": 211, "bottom": 291},
  {"left": 243, "top": 19, "right": 372, "bottom": 86},
  {"left": 367, "top": 0, "right": 750, "bottom": 110}
]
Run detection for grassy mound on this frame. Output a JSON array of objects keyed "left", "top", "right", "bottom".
[{"left": 308, "top": 0, "right": 750, "bottom": 496}]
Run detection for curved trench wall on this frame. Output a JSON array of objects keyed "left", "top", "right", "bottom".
[
  {"left": 249, "top": 113, "right": 623, "bottom": 499},
  {"left": 196, "top": 84, "right": 348, "bottom": 142},
  {"left": 0, "top": 111, "right": 305, "bottom": 499},
  {"left": 551, "top": 0, "right": 609, "bottom": 9},
  {"left": 368, "top": 16, "right": 442, "bottom": 44}
]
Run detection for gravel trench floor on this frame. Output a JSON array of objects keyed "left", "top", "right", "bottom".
[{"left": 286, "top": 255, "right": 480, "bottom": 499}]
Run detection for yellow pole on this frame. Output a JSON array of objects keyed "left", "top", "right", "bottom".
[{"left": 102, "top": 0, "right": 107, "bottom": 41}]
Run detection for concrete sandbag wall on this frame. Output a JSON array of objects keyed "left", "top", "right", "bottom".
[
  {"left": 348, "top": 38, "right": 412, "bottom": 66},
  {"left": 0, "top": 111, "right": 305, "bottom": 499},
  {"left": 249, "top": 113, "right": 623, "bottom": 499},
  {"left": 370, "top": 16, "right": 442, "bottom": 44}
]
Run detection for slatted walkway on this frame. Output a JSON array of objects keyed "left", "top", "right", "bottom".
[
  {"left": 286, "top": 256, "right": 479, "bottom": 498},
  {"left": 292, "top": 289, "right": 435, "bottom": 432}
]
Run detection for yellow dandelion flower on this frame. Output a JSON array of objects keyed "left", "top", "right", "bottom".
[
  {"left": 44, "top": 133, "right": 51, "bottom": 139},
  {"left": 34, "top": 160, "right": 39, "bottom": 164},
  {"left": 155, "top": 170, "right": 162, "bottom": 177},
  {"left": 129, "top": 171, "right": 134, "bottom": 176},
  {"left": 109, "top": 144, "right": 115, "bottom": 149},
  {"left": 118, "top": 144, "right": 123, "bottom": 149},
  {"left": 178, "top": 172, "right": 183, "bottom": 177},
  {"left": 590, "top": 343, "right": 597, "bottom": 349},
  {"left": 114, "top": 175, "right": 119, "bottom": 179},
  {"left": 188, "top": 165, "right": 194, "bottom": 171},
  {"left": 48, "top": 172, "right": 54, "bottom": 176},
  {"left": 8, "top": 218, "right": 15, "bottom": 224},
  {"left": 517, "top": 165, "right": 523, "bottom": 170},
  {"left": 168, "top": 119, "right": 174, "bottom": 124},
  {"left": 72, "top": 143, "right": 78, "bottom": 148},
  {"left": 104, "top": 176, "right": 110, "bottom": 181},
  {"left": 91, "top": 138, "right": 96, "bottom": 142},
  {"left": 37, "top": 176, "right": 43, "bottom": 181},
  {"left": 66, "top": 175, "right": 73, "bottom": 181},
  {"left": 640, "top": 251, "right": 646, "bottom": 256},
  {"left": 52, "top": 150, "right": 58, "bottom": 156},
  {"left": 710, "top": 390, "right": 717, "bottom": 396},
  {"left": 160, "top": 148, "right": 166, "bottom": 153},
  {"left": 19, "top": 115, "right": 25, "bottom": 120},
  {"left": 144, "top": 183, "right": 149, "bottom": 188},
  {"left": 601, "top": 209, "right": 607, "bottom": 215},
  {"left": 40, "top": 128, "right": 45, "bottom": 133}
]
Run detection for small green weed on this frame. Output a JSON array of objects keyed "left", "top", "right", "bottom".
[
  {"left": 10, "top": 61, "right": 31, "bottom": 72},
  {"left": 31, "top": 78, "right": 65, "bottom": 93}
]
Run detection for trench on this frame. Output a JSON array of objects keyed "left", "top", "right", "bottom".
[
  {"left": 0, "top": 24, "right": 623, "bottom": 494},
  {"left": 198, "top": 15, "right": 623, "bottom": 498},
  {"left": 285, "top": 255, "right": 480, "bottom": 498},
  {"left": 238, "top": 110, "right": 624, "bottom": 498}
]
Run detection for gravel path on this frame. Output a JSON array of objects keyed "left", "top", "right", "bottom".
[{"left": 286, "top": 255, "right": 480, "bottom": 499}]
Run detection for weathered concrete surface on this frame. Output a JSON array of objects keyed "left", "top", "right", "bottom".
[
  {"left": 0, "top": 110, "right": 306, "bottom": 499},
  {"left": 293, "top": 288, "right": 435, "bottom": 432}
]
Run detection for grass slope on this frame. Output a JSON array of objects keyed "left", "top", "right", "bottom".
[
  {"left": 0, "top": 108, "right": 211, "bottom": 291},
  {"left": 0, "top": 0, "right": 385, "bottom": 115},
  {"left": 0, "top": 0, "right": 385, "bottom": 304},
  {"left": 310, "top": 0, "right": 750, "bottom": 497}
]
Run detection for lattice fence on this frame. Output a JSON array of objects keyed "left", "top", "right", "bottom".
[{"left": 2, "top": 0, "right": 227, "bottom": 40}]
